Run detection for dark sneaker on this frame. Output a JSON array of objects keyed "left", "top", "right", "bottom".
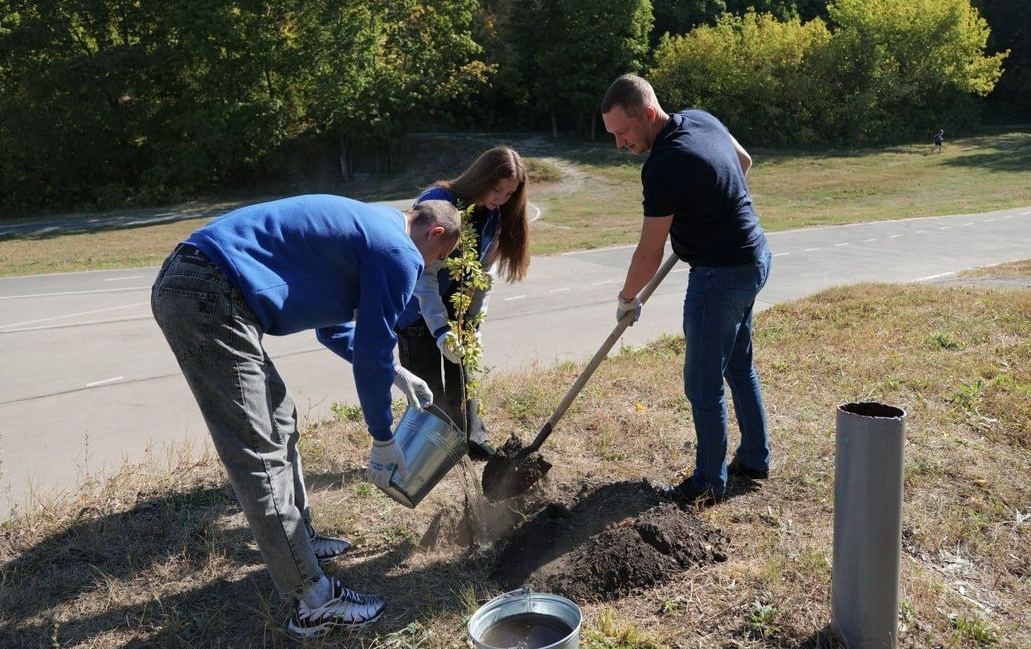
[
  {"left": 728, "top": 457, "right": 769, "bottom": 480},
  {"left": 467, "top": 439, "right": 496, "bottom": 462},
  {"left": 307, "top": 524, "right": 351, "bottom": 564},
  {"left": 286, "top": 577, "right": 384, "bottom": 638},
  {"left": 660, "top": 477, "right": 724, "bottom": 508}
]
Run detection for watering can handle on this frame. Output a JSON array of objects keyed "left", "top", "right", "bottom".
[{"left": 527, "top": 252, "right": 680, "bottom": 452}]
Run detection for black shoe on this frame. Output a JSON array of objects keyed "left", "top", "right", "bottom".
[
  {"left": 728, "top": 457, "right": 769, "bottom": 480},
  {"left": 467, "top": 439, "right": 496, "bottom": 462},
  {"left": 661, "top": 477, "right": 724, "bottom": 508}
]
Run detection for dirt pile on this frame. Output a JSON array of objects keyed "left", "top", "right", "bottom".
[{"left": 490, "top": 479, "right": 728, "bottom": 602}]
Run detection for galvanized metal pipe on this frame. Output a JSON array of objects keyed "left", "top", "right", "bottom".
[{"left": 831, "top": 402, "right": 906, "bottom": 649}]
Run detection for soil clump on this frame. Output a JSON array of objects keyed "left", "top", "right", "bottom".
[{"left": 489, "top": 478, "right": 729, "bottom": 602}]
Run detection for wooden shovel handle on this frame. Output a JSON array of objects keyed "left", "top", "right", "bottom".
[{"left": 528, "top": 252, "right": 681, "bottom": 451}]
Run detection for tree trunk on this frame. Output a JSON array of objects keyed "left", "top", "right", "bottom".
[
  {"left": 551, "top": 110, "right": 558, "bottom": 138},
  {"left": 339, "top": 136, "right": 352, "bottom": 183}
]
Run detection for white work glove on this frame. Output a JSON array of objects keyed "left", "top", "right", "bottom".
[
  {"left": 393, "top": 365, "right": 433, "bottom": 409},
  {"left": 368, "top": 436, "right": 408, "bottom": 489},
  {"left": 616, "top": 295, "right": 643, "bottom": 326},
  {"left": 436, "top": 330, "right": 464, "bottom": 365}
]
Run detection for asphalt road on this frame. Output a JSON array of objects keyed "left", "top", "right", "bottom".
[{"left": 2, "top": 206, "right": 1029, "bottom": 519}]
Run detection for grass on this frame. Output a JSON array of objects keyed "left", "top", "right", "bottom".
[
  {"left": 2, "top": 261, "right": 1029, "bottom": 647},
  {"left": 1, "top": 130, "right": 1030, "bottom": 276}
]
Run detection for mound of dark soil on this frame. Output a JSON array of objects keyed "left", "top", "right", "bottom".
[{"left": 490, "top": 479, "right": 728, "bottom": 602}]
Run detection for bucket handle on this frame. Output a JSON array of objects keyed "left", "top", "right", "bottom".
[
  {"left": 424, "top": 403, "right": 461, "bottom": 432},
  {"left": 481, "top": 587, "right": 533, "bottom": 609}
]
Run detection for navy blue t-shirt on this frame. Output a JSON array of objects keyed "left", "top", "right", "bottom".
[{"left": 642, "top": 110, "right": 766, "bottom": 267}]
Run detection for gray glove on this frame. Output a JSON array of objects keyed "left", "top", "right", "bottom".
[
  {"left": 436, "top": 330, "right": 464, "bottom": 365},
  {"left": 368, "top": 436, "right": 408, "bottom": 489},
  {"left": 393, "top": 366, "right": 433, "bottom": 409},
  {"left": 616, "top": 295, "right": 643, "bottom": 326}
]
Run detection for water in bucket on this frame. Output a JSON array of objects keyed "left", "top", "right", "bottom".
[
  {"left": 478, "top": 612, "right": 573, "bottom": 648},
  {"left": 467, "top": 588, "right": 581, "bottom": 649}
]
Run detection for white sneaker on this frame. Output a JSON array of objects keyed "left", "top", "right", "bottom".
[
  {"left": 286, "top": 577, "right": 384, "bottom": 637},
  {"left": 307, "top": 523, "right": 351, "bottom": 563}
]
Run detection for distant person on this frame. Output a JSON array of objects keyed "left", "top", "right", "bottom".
[
  {"left": 934, "top": 129, "right": 944, "bottom": 154},
  {"left": 601, "top": 74, "right": 772, "bottom": 507},
  {"left": 151, "top": 195, "right": 460, "bottom": 638}
]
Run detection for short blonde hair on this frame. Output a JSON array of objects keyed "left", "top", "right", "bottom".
[{"left": 600, "top": 74, "right": 660, "bottom": 118}]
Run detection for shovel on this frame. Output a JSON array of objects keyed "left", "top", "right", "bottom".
[{"left": 481, "top": 252, "right": 680, "bottom": 501}]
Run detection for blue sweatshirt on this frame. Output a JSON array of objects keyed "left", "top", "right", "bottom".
[{"left": 185, "top": 194, "right": 423, "bottom": 440}]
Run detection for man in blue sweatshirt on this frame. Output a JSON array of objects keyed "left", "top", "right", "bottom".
[{"left": 151, "top": 194, "right": 460, "bottom": 638}]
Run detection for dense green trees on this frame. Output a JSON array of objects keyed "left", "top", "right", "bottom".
[
  {"left": 975, "top": 0, "right": 1031, "bottom": 122},
  {"left": 649, "top": 0, "right": 1005, "bottom": 145},
  {"left": 494, "top": 0, "right": 651, "bottom": 137},
  {"left": 0, "top": 0, "right": 485, "bottom": 213},
  {"left": 0, "top": 0, "right": 1020, "bottom": 216},
  {"left": 651, "top": 12, "right": 834, "bottom": 145}
]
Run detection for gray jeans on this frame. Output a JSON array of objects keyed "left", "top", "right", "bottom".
[{"left": 151, "top": 244, "right": 321, "bottom": 598}]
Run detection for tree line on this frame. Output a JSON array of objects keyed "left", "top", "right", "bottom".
[{"left": 0, "top": 0, "right": 1024, "bottom": 217}]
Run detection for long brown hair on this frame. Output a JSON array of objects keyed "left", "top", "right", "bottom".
[{"left": 435, "top": 146, "right": 530, "bottom": 282}]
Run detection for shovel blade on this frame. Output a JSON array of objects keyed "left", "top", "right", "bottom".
[{"left": 481, "top": 435, "right": 552, "bottom": 501}]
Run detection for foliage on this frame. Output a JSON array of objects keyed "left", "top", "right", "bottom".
[
  {"left": 0, "top": 0, "right": 1026, "bottom": 216},
  {"left": 650, "top": 0, "right": 727, "bottom": 47},
  {"left": 0, "top": 0, "right": 291, "bottom": 212},
  {"left": 648, "top": 0, "right": 1006, "bottom": 145},
  {"left": 650, "top": 11, "right": 833, "bottom": 145},
  {"left": 975, "top": 0, "right": 1031, "bottom": 122},
  {"left": 827, "top": 0, "right": 1007, "bottom": 142},
  {"left": 0, "top": 0, "right": 486, "bottom": 215},
  {"left": 441, "top": 204, "right": 492, "bottom": 403},
  {"left": 293, "top": 0, "right": 490, "bottom": 177},
  {"left": 498, "top": 0, "right": 652, "bottom": 137}
]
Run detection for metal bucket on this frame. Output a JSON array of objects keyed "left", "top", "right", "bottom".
[
  {"left": 467, "top": 588, "right": 582, "bottom": 649},
  {"left": 377, "top": 404, "right": 467, "bottom": 509}
]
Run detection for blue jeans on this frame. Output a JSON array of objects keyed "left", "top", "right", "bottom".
[
  {"left": 683, "top": 248, "right": 772, "bottom": 494},
  {"left": 151, "top": 244, "right": 321, "bottom": 599}
]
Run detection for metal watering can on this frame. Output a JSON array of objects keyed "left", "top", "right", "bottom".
[{"left": 377, "top": 404, "right": 467, "bottom": 508}]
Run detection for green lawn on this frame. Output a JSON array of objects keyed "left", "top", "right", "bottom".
[{"left": 1, "top": 130, "right": 1029, "bottom": 276}]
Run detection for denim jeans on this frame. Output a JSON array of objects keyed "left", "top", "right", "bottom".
[
  {"left": 395, "top": 320, "right": 488, "bottom": 444},
  {"left": 151, "top": 244, "right": 321, "bottom": 599},
  {"left": 682, "top": 247, "right": 772, "bottom": 494}
]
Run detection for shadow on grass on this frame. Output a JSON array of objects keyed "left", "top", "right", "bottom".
[
  {"left": 938, "top": 132, "right": 1031, "bottom": 172},
  {"left": 0, "top": 471, "right": 491, "bottom": 647}
]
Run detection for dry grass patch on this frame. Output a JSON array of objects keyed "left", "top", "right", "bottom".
[{"left": 2, "top": 267, "right": 1029, "bottom": 648}]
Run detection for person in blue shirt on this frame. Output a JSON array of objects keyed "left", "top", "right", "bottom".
[
  {"left": 602, "top": 74, "right": 773, "bottom": 508},
  {"left": 151, "top": 195, "right": 460, "bottom": 638},
  {"left": 395, "top": 146, "right": 531, "bottom": 459}
]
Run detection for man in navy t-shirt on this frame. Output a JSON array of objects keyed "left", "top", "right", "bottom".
[{"left": 601, "top": 74, "right": 773, "bottom": 507}]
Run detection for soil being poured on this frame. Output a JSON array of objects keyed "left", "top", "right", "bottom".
[{"left": 480, "top": 435, "right": 552, "bottom": 501}]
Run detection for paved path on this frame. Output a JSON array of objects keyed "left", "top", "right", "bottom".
[{"left": 1, "top": 206, "right": 1029, "bottom": 519}]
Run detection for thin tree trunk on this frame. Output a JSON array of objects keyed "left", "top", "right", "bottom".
[{"left": 339, "top": 136, "right": 351, "bottom": 183}]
